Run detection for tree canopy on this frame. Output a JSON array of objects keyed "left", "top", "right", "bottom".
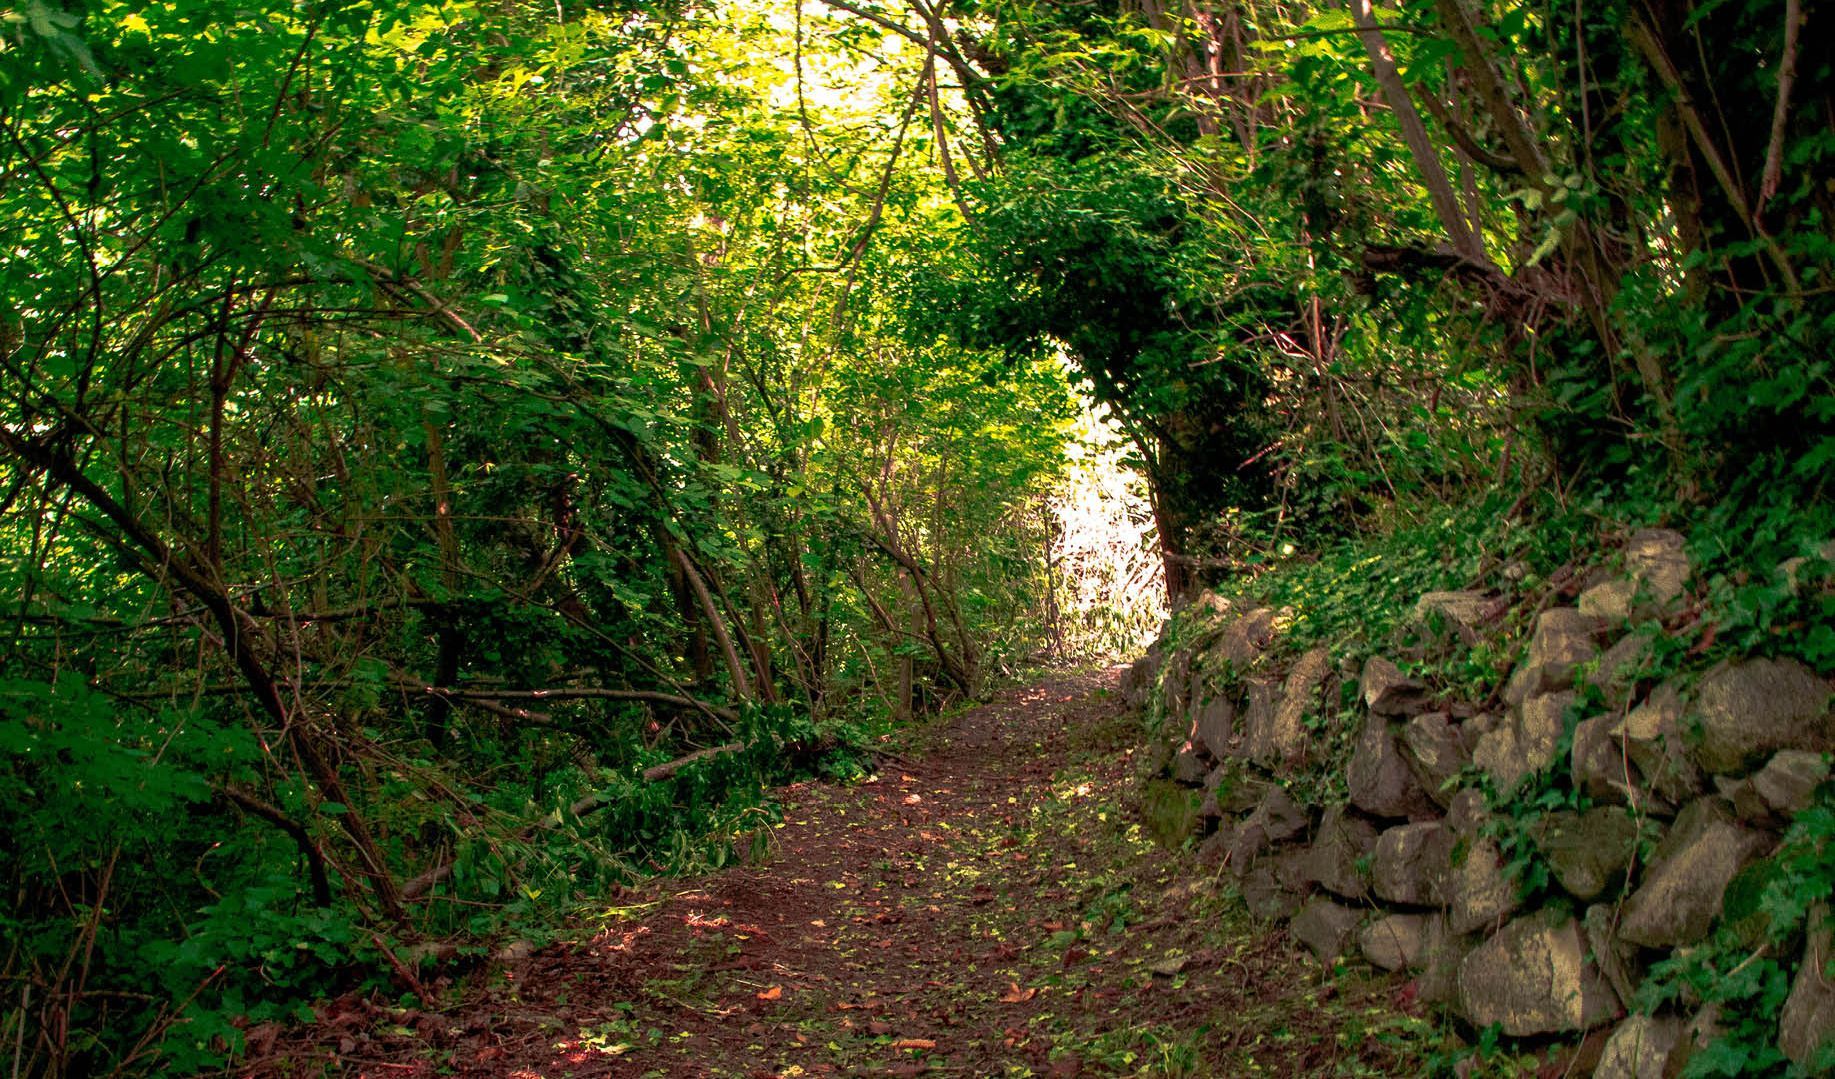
[{"left": 1, "top": 0, "right": 1829, "bottom": 1071}]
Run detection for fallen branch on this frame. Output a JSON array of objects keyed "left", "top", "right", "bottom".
[{"left": 402, "top": 678, "right": 740, "bottom": 725}]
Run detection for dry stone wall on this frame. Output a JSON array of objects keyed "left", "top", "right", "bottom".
[{"left": 1122, "top": 530, "right": 1835, "bottom": 1073}]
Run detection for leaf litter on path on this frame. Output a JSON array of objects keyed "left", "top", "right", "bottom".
[{"left": 248, "top": 670, "right": 1457, "bottom": 1077}]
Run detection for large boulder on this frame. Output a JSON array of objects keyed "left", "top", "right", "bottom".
[
  {"left": 1538, "top": 807, "right": 1642, "bottom": 902},
  {"left": 1503, "top": 609, "right": 1605, "bottom": 708},
  {"left": 1358, "top": 912, "right": 1447, "bottom": 972},
  {"left": 1348, "top": 717, "right": 1437, "bottom": 819},
  {"left": 1371, "top": 821, "right": 1451, "bottom": 906},
  {"left": 1474, "top": 690, "right": 1576, "bottom": 795},
  {"left": 1594, "top": 1014, "right": 1683, "bottom": 1079},
  {"left": 1779, "top": 908, "right": 1835, "bottom": 1068},
  {"left": 1304, "top": 805, "right": 1380, "bottom": 900},
  {"left": 1619, "top": 798, "right": 1771, "bottom": 948},
  {"left": 1456, "top": 911, "right": 1620, "bottom": 1036},
  {"left": 1400, "top": 712, "right": 1468, "bottom": 808},
  {"left": 1688, "top": 659, "right": 1833, "bottom": 776},
  {"left": 1289, "top": 897, "right": 1361, "bottom": 965},
  {"left": 1362, "top": 656, "right": 1429, "bottom": 716}
]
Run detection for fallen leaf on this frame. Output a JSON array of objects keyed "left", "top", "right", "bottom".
[
  {"left": 902, "top": 794, "right": 922, "bottom": 805},
  {"left": 998, "top": 983, "right": 1037, "bottom": 1003},
  {"left": 757, "top": 985, "right": 783, "bottom": 1001}
]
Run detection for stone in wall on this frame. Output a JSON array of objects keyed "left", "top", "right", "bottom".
[
  {"left": 1445, "top": 837, "right": 1519, "bottom": 934},
  {"left": 1688, "top": 658, "right": 1834, "bottom": 776},
  {"left": 1203, "top": 766, "right": 1267, "bottom": 817},
  {"left": 1171, "top": 744, "right": 1208, "bottom": 785},
  {"left": 1276, "top": 648, "right": 1332, "bottom": 740},
  {"left": 1416, "top": 929, "right": 1476, "bottom": 1007},
  {"left": 1121, "top": 645, "right": 1161, "bottom": 711},
  {"left": 1718, "top": 749, "right": 1832, "bottom": 827},
  {"left": 1371, "top": 821, "right": 1451, "bottom": 906},
  {"left": 1538, "top": 806, "right": 1642, "bottom": 902},
  {"left": 1443, "top": 792, "right": 1521, "bottom": 935},
  {"left": 1586, "top": 633, "right": 1655, "bottom": 711},
  {"left": 1241, "top": 849, "right": 1312, "bottom": 921},
  {"left": 1577, "top": 529, "right": 1689, "bottom": 625},
  {"left": 1163, "top": 648, "right": 1192, "bottom": 722},
  {"left": 1583, "top": 904, "right": 1645, "bottom": 1010},
  {"left": 1400, "top": 712, "right": 1468, "bottom": 809},
  {"left": 1610, "top": 683, "right": 1701, "bottom": 811},
  {"left": 1358, "top": 912, "right": 1447, "bottom": 972},
  {"left": 1571, "top": 713, "right": 1631, "bottom": 807},
  {"left": 1474, "top": 690, "right": 1576, "bottom": 795},
  {"left": 1225, "top": 785, "right": 1308, "bottom": 872},
  {"left": 1503, "top": 609, "right": 1605, "bottom": 708},
  {"left": 1290, "top": 897, "right": 1361, "bottom": 965},
  {"left": 1304, "top": 804, "right": 1379, "bottom": 901},
  {"left": 1412, "top": 590, "right": 1494, "bottom": 646},
  {"left": 1618, "top": 798, "right": 1771, "bottom": 949},
  {"left": 1196, "top": 822, "right": 1235, "bottom": 867},
  {"left": 1361, "top": 656, "right": 1429, "bottom": 716},
  {"left": 1456, "top": 911, "right": 1620, "bottom": 1036},
  {"left": 1347, "top": 716, "right": 1437, "bottom": 819},
  {"left": 1779, "top": 906, "right": 1835, "bottom": 1069},
  {"left": 1211, "top": 607, "right": 1277, "bottom": 671},
  {"left": 1594, "top": 1014, "right": 1683, "bottom": 1079},
  {"left": 1194, "top": 692, "right": 1237, "bottom": 761},
  {"left": 1242, "top": 678, "right": 1290, "bottom": 768}
]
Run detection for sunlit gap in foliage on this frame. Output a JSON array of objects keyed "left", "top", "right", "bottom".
[{"left": 1042, "top": 377, "right": 1167, "bottom": 664}]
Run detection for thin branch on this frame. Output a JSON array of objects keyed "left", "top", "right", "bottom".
[{"left": 1757, "top": 0, "right": 1802, "bottom": 218}]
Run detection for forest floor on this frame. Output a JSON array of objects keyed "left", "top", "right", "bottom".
[{"left": 252, "top": 670, "right": 1446, "bottom": 1078}]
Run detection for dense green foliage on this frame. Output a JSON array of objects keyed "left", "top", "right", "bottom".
[
  {"left": 1, "top": 0, "right": 1831, "bottom": 1072},
  {"left": 0, "top": 3, "right": 1142, "bottom": 1071}
]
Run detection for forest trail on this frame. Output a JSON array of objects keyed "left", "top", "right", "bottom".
[{"left": 258, "top": 672, "right": 1424, "bottom": 1078}]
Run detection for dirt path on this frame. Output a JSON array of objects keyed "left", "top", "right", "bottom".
[{"left": 262, "top": 671, "right": 1435, "bottom": 1077}]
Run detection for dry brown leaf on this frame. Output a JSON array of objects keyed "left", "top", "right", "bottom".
[
  {"left": 756, "top": 985, "right": 783, "bottom": 1001},
  {"left": 998, "top": 983, "right": 1037, "bottom": 1003}
]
